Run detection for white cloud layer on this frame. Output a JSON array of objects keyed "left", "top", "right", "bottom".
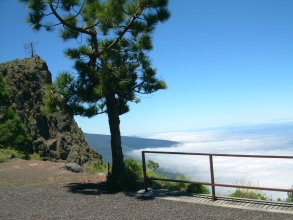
[{"left": 126, "top": 122, "right": 293, "bottom": 200}]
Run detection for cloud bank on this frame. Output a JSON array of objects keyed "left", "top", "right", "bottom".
[{"left": 126, "top": 122, "right": 293, "bottom": 200}]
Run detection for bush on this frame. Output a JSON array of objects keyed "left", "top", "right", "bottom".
[
  {"left": 186, "top": 183, "right": 210, "bottom": 194},
  {"left": 29, "top": 153, "right": 43, "bottom": 161},
  {"left": 286, "top": 185, "right": 293, "bottom": 202},
  {"left": 147, "top": 159, "right": 159, "bottom": 171},
  {"left": 0, "top": 152, "right": 9, "bottom": 163},
  {"left": 86, "top": 161, "right": 108, "bottom": 174},
  {"left": 106, "top": 157, "right": 210, "bottom": 193},
  {"left": 0, "top": 148, "right": 27, "bottom": 163},
  {"left": 228, "top": 180, "right": 267, "bottom": 200},
  {"left": 106, "top": 157, "right": 143, "bottom": 191}
]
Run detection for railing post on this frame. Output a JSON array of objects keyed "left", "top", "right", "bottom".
[
  {"left": 142, "top": 151, "right": 148, "bottom": 192},
  {"left": 209, "top": 155, "right": 216, "bottom": 201}
]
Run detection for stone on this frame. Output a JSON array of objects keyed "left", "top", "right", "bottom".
[
  {"left": 0, "top": 56, "right": 103, "bottom": 165},
  {"left": 59, "top": 163, "right": 84, "bottom": 173}
]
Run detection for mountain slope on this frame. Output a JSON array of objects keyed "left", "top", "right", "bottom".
[{"left": 84, "top": 133, "right": 179, "bottom": 162}]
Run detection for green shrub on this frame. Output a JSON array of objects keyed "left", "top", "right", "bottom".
[
  {"left": 0, "top": 153, "right": 9, "bottom": 163},
  {"left": 228, "top": 180, "right": 267, "bottom": 200},
  {"left": 90, "top": 161, "right": 108, "bottom": 173},
  {"left": 106, "top": 157, "right": 143, "bottom": 191},
  {"left": 0, "top": 148, "right": 27, "bottom": 162},
  {"left": 29, "top": 153, "right": 43, "bottom": 161},
  {"left": 106, "top": 156, "right": 210, "bottom": 193},
  {"left": 147, "top": 159, "right": 159, "bottom": 171},
  {"left": 186, "top": 183, "right": 210, "bottom": 194},
  {"left": 0, "top": 74, "right": 32, "bottom": 153},
  {"left": 286, "top": 185, "right": 293, "bottom": 202}
]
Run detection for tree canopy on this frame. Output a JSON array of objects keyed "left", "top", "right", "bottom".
[{"left": 19, "top": 0, "right": 170, "bottom": 188}]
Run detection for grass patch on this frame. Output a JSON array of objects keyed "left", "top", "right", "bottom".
[
  {"left": 0, "top": 148, "right": 43, "bottom": 162},
  {"left": 84, "top": 161, "right": 109, "bottom": 174},
  {"left": 29, "top": 153, "right": 43, "bottom": 160},
  {"left": 0, "top": 152, "right": 9, "bottom": 163},
  {"left": 228, "top": 180, "right": 267, "bottom": 200},
  {"left": 0, "top": 148, "right": 27, "bottom": 162}
]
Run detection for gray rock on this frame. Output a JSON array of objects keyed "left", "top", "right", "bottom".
[
  {"left": 0, "top": 56, "right": 103, "bottom": 165},
  {"left": 59, "top": 163, "right": 84, "bottom": 173}
]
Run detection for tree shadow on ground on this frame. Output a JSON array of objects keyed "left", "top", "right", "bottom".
[
  {"left": 124, "top": 191, "right": 155, "bottom": 200},
  {"left": 132, "top": 195, "right": 155, "bottom": 200},
  {"left": 65, "top": 182, "right": 155, "bottom": 201},
  {"left": 65, "top": 182, "right": 112, "bottom": 195}
]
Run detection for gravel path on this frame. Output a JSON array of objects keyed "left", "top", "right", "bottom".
[
  {"left": 1, "top": 183, "right": 293, "bottom": 220},
  {"left": 1, "top": 159, "right": 293, "bottom": 219}
]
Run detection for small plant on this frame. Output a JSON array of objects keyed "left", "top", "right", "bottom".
[
  {"left": 0, "top": 152, "right": 9, "bottom": 163},
  {"left": 0, "top": 148, "right": 27, "bottom": 162},
  {"left": 147, "top": 159, "right": 159, "bottom": 171},
  {"left": 228, "top": 180, "right": 267, "bottom": 200},
  {"left": 29, "top": 153, "right": 43, "bottom": 161},
  {"left": 87, "top": 161, "right": 108, "bottom": 174},
  {"left": 186, "top": 183, "right": 210, "bottom": 194},
  {"left": 286, "top": 185, "right": 293, "bottom": 202}
]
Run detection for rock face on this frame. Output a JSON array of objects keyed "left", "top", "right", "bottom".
[{"left": 0, "top": 56, "right": 102, "bottom": 165}]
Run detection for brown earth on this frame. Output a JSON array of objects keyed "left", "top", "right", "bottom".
[{"left": 0, "top": 158, "right": 106, "bottom": 187}]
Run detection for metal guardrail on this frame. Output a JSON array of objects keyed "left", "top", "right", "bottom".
[{"left": 141, "top": 151, "right": 293, "bottom": 201}]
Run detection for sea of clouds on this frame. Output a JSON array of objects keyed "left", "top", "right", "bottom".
[{"left": 125, "top": 121, "right": 293, "bottom": 200}]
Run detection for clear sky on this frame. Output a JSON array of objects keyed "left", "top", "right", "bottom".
[{"left": 1, "top": 0, "right": 292, "bottom": 136}]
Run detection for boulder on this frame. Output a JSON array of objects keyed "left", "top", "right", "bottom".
[{"left": 59, "top": 163, "right": 84, "bottom": 173}]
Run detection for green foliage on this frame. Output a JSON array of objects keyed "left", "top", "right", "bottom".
[
  {"left": 0, "top": 148, "right": 27, "bottom": 162},
  {"left": 0, "top": 149, "right": 11, "bottom": 163},
  {"left": 186, "top": 183, "right": 210, "bottom": 194},
  {"left": 106, "top": 157, "right": 144, "bottom": 191},
  {"left": 0, "top": 74, "right": 11, "bottom": 106},
  {"left": 286, "top": 186, "right": 293, "bottom": 202},
  {"left": 0, "top": 148, "right": 44, "bottom": 162},
  {"left": 147, "top": 159, "right": 159, "bottom": 171},
  {"left": 20, "top": 0, "right": 171, "bottom": 118},
  {"left": 20, "top": 0, "right": 170, "bottom": 184},
  {"left": 105, "top": 157, "right": 210, "bottom": 193},
  {"left": 0, "top": 75, "right": 32, "bottom": 152},
  {"left": 146, "top": 170, "right": 210, "bottom": 194},
  {"left": 86, "top": 161, "right": 108, "bottom": 174},
  {"left": 228, "top": 180, "right": 267, "bottom": 200},
  {"left": 29, "top": 153, "right": 43, "bottom": 160},
  {"left": 106, "top": 156, "right": 144, "bottom": 191}
]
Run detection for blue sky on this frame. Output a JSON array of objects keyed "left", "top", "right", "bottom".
[{"left": 1, "top": 0, "right": 293, "bottom": 135}]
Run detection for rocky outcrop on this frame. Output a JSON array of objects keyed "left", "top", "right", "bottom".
[{"left": 0, "top": 56, "right": 102, "bottom": 165}]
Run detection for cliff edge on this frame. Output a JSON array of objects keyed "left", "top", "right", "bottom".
[{"left": 0, "top": 56, "right": 102, "bottom": 165}]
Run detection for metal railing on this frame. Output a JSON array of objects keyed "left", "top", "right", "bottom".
[{"left": 141, "top": 151, "right": 293, "bottom": 201}]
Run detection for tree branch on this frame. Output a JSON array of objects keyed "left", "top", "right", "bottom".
[
  {"left": 49, "top": 3, "right": 93, "bottom": 36},
  {"left": 107, "top": 9, "right": 142, "bottom": 50}
]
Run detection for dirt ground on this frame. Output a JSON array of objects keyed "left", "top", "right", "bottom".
[{"left": 0, "top": 158, "right": 106, "bottom": 187}]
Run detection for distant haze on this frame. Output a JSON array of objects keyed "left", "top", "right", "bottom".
[{"left": 126, "top": 122, "right": 293, "bottom": 200}]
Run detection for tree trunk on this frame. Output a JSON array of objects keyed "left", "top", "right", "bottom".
[{"left": 106, "top": 94, "right": 125, "bottom": 178}]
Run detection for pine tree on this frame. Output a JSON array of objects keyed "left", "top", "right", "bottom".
[{"left": 19, "top": 0, "right": 170, "bottom": 188}]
